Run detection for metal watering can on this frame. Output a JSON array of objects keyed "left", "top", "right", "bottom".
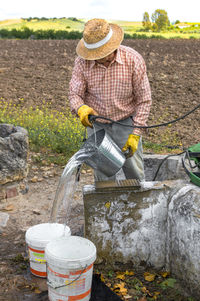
[{"left": 82, "top": 129, "right": 126, "bottom": 177}]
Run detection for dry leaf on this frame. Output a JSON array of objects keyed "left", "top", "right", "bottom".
[
  {"left": 125, "top": 270, "right": 134, "bottom": 276},
  {"left": 161, "top": 271, "right": 169, "bottom": 278},
  {"left": 105, "top": 202, "right": 111, "bottom": 209},
  {"left": 100, "top": 274, "right": 105, "bottom": 282},
  {"left": 144, "top": 272, "right": 156, "bottom": 282},
  {"left": 34, "top": 288, "right": 41, "bottom": 294},
  {"left": 116, "top": 271, "right": 126, "bottom": 280},
  {"left": 153, "top": 291, "right": 161, "bottom": 300},
  {"left": 141, "top": 286, "right": 153, "bottom": 296},
  {"left": 113, "top": 281, "right": 128, "bottom": 296}
]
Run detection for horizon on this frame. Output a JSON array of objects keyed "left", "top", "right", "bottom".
[{"left": 0, "top": 17, "right": 199, "bottom": 24}]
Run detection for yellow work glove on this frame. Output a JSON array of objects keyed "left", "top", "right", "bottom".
[
  {"left": 77, "top": 105, "right": 97, "bottom": 128},
  {"left": 122, "top": 134, "right": 140, "bottom": 158}
]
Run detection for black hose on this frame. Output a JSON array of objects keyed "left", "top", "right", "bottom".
[
  {"left": 153, "top": 151, "right": 186, "bottom": 181},
  {"left": 89, "top": 103, "right": 200, "bottom": 129}
]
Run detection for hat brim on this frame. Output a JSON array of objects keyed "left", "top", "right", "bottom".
[{"left": 76, "top": 23, "right": 124, "bottom": 60}]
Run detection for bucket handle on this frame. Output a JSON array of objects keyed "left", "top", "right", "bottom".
[{"left": 46, "top": 263, "right": 88, "bottom": 289}]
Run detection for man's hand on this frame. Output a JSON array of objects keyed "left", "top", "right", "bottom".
[
  {"left": 122, "top": 134, "right": 140, "bottom": 158},
  {"left": 77, "top": 105, "right": 98, "bottom": 127}
]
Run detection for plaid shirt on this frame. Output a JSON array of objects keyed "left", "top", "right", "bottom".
[{"left": 69, "top": 45, "right": 152, "bottom": 135}]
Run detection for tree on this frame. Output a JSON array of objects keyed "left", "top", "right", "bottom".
[
  {"left": 142, "top": 12, "right": 151, "bottom": 31},
  {"left": 151, "top": 9, "right": 170, "bottom": 31}
]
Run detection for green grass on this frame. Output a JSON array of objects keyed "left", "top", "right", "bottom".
[{"left": 0, "top": 18, "right": 84, "bottom": 31}]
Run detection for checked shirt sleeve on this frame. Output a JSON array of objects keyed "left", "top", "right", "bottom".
[
  {"left": 68, "top": 57, "right": 86, "bottom": 113},
  {"left": 132, "top": 54, "right": 152, "bottom": 135}
]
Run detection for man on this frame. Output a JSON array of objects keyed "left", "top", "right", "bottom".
[{"left": 69, "top": 18, "right": 152, "bottom": 181}]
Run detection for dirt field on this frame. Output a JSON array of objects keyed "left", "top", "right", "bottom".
[
  {"left": 0, "top": 39, "right": 200, "bottom": 301},
  {"left": 0, "top": 39, "right": 199, "bottom": 147}
]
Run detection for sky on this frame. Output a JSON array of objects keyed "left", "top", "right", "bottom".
[{"left": 0, "top": 0, "right": 199, "bottom": 23}]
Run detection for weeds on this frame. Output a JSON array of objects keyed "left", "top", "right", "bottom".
[
  {"left": 0, "top": 99, "right": 85, "bottom": 162},
  {"left": 0, "top": 99, "right": 183, "bottom": 164}
]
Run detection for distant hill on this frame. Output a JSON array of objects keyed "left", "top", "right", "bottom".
[{"left": 0, "top": 18, "right": 142, "bottom": 34}]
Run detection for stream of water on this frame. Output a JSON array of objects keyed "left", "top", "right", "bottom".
[{"left": 50, "top": 146, "right": 96, "bottom": 225}]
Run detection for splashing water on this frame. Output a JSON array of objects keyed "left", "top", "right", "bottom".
[
  {"left": 49, "top": 127, "right": 125, "bottom": 225},
  {"left": 50, "top": 146, "right": 96, "bottom": 224}
]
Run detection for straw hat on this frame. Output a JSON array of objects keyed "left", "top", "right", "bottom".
[{"left": 76, "top": 18, "right": 124, "bottom": 60}]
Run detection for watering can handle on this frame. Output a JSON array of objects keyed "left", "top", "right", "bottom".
[
  {"left": 88, "top": 114, "right": 131, "bottom": 159},
  {"left": 88, "top": 114, "right": 97, "bottom": 124},
  {"left": 123, "top": 148, "right": 132, "bottom": 159}
]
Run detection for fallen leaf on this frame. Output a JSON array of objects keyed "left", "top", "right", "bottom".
[
  {"left": 113, "top": 281, "right": 128, "bottom": 295},
  {"left": 34, "top": 288, "right": 41, "bottom": 294},
  {"left": 105, "top": 202, "right": 111, "bottom": 209},
  {"left": 153, "top": 291, "right": 161, "bottom": 300},
  {"left": 96, "top": 272, "right": 105, "bottom": 282},
  {"left": 116, "top": 271, "right": 126, "bottom": 280},
  {"left": 144, "top": 272, "right": 156, "bottom": 282},
  {"left": 141, "top": 286, "right": 153, "bottom": 296},
  {"left": 125, "top": 270, "right": 134, "bottom": 276},
  {"left": 161, "top": 271, "right": 170, "bottom": 278},
  {"left": 100, "top": 274, "right": 105, "bottom": 282}
]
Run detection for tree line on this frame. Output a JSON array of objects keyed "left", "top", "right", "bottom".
[{"left": 143, "top": 9, "right": 170, "bottom": 32}]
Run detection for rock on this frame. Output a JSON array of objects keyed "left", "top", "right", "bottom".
[
  {"left": 31, "top": 166, "right": 38, "bottom": 171},
  {"left": 33, "top": 209, "right": 41, "bottom": 215},
  {"left": 31, "top": 176, "right": 38, "bottom": 183},
  {"left": 0, "top": 124, "right": 29, "bottom": 185},
  {"left": 6, "top": 184, "right": 19, "bottom": 198},
  {"left": 3, "top": 204, "right": 14, "bottom": 211}
]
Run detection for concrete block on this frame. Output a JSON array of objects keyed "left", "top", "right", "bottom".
[
  {"left": 83, "top": 180, "right": 200, "bottom": 297},
  {"left": 84, "top": 181, "right": 171, "bottom": 268},
  {"left": 144, "top": 154, "right": 187, "bottom": 181}
]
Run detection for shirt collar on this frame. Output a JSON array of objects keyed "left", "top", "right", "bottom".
[
  {"left": 89, "top": 47, "right": 123, "bottom": 69},
  {"left": 115, "top": 47, "right": 123, "bottom": 65}
]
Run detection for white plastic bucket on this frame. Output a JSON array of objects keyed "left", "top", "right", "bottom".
[
  {"left": 45, "top": 236, "right": 96, "bottom": 301},
  {"left": 25, "top": 223, "right": 71, "bottom": 278}
]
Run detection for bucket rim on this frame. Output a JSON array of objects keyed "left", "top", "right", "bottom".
[
  {"left": 25, "top": 223, "right": 71, "bottom": 248},
  {"left": 45, "top": 236, "right": 96, "bottom": 268}
]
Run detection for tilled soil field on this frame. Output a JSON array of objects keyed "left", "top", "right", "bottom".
[{"left": 0, "top": 39, "right": 199, "bottom": 148}]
